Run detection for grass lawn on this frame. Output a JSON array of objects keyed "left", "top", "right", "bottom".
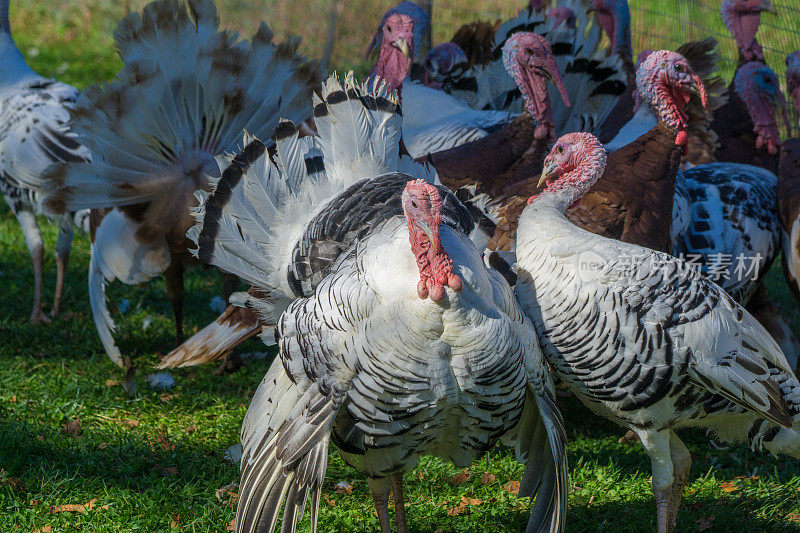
[{"left": 4, "top": 0, "right": 800, "bottom": 531}]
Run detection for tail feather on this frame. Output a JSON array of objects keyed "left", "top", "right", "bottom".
[
  {"left": 237, "top": 361, "right": 339, "bottom": 533},
  {"left": 90, "top": 208, "right": 172, "bottom": 367},
  {"left": 517, "top": 389, "right": 568, "bottom": 533},
  {"left": 188, "top": 73, "right": 431, "bottom": 304},
  {"left": 43, "top": 0, "right": 321, "bottom": 251}
]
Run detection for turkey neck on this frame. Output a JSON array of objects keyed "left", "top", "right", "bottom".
[{"left": 426, "top": 113, "right": 548, "bottom": 197}]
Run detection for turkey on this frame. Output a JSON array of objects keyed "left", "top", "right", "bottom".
[
  {"left": 367, "top": 10, "right": 517, "bottom": 158},
  {"left": 191, "top": 73, "right": 567, "bottom": 533},
  {"left": 778, "top": 52, "right": 800, "bottom": 306},
  {"left": 0, "top": 0, "right": 91, "bottom": 324},
  {"left": 516, "top": 131, "right": 800, "bottom": 533},
  {"left": 712, "top": 0, "right": 787, "bottom": 171},
  {"left": 434, "top": 49, "right": 704, "bottom": 254},
  {"left": 41, "top": 0, "right": 321, "bottom": 369}
]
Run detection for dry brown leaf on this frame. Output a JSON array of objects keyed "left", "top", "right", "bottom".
[
  {"left": 48, "top": 498, "right": 106, "bottom": 514},
  {"left": 226, "top": 519, "right": 235, "bottom": 531},
  {"left": 446, "top": 502, "right": 468, "bottom": 516},
  {"left": 162, "top": 466, "right": 178, "bottom": 476},
  {"left": 63, "top": 419, "right": 81, "bottom": 438},
  {"left": 588, "top": 495, "right": 595, "bottom": 505},
  {"left": 461, "top": 496, "right": 482, "bottom": 506},
  {"left": 32, "top": 526, "right": 52, "bottom": 533},
  {"left": 502, "top": 481, "right": 520, "bottom": 495},
  {"left": 787, "top": 512, "right": 800, "bottom": 522},
  {"left": 0, "top": 469, "right": 26, "bottom": 493},
  {"left": 160, "top": 393, "right": 180, "bottom": 403},
  {"left": 697, "top": 515, "right": 715, "bottom": 531},
  {"left": 719, "top": 481, "right": 737, "bottom": 493},
  {"left": 480, "top": 473, "right": 496, "bottom": 485},
  {"left": 30, "top": 499, "right": 42, "bottom": 506},
  {"left": 184, "top": 425, "right": 197, "bottom": 435},
  {"left": 323, "top": 493, "right": 337, "bottom": 507},
  {"left": 170, "top": 513, "right": 183, "bottom": 531},
  {"left": 155, "top": 435, "right": 176, "bottom": 451},
  {"left": 124, "top": 419, "right": 139, "bottom": 428},
  {"left": 105, "top": 379, "right": 119, "bottom": 387},
  {"left": 9, "top": 395, "right": 18, "bottom": 403},
  {"left": 449, "top": 469, "right": 471, "bottom": 486}
]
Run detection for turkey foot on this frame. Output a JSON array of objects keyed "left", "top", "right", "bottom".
[{"left": 369, "top": 478, "right": 393, "bottom": 533}]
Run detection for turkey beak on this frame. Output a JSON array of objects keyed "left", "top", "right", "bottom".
[
  {"left": 393, "top": 37, "right": 411, "bottom": 59},
  {"left": 688, "top": 73, "right": 709, "bottom": 110},
  {"left": 416, "top": 219, "right": 435, "bottom": 246},
  {"left": 538, "top": 162, "right": 557, "bottom": 188}
]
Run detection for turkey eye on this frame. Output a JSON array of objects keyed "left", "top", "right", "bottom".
[
  {"left": 675, "top": 64, "right": 684, "bottom": 72},
  {"left": 557, "top": 145, "right": 564, "bottom": 154},
  {"left": 411, "top": 201, "right": 418, "bottom": 208},
  {"left": 525, "top": 47, "right": 534, "bottom": 55},
  {"left": 387, "top": 25, "right": 393, "bottom": 32}
]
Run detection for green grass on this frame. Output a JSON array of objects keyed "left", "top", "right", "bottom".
[{"left": 4, "top": 0, "right": 800, "bottom": 531}]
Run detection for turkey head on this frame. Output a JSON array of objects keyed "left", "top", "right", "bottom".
[
  {"left": 502, "top": 32, "right": 570, "bottom": 140},
  {"left": 402, "top": 179, "right": 463, "bottom": 302},
  {"left": 636, "top": 50, "right": 709, "bottom": 152},
  {"left": 534, "top": 132, "right": 607, "bottom": 209},
  {"left": 591, "top": 0, "right": 632, "bottom": 59},
  {"left": 369, "top": 13, "right": 414, "bottom": 92},
  {"left": 787, "top": 51, "right": 800, "bottom": 129},
  {"left": 423, "top": 42, "right": 467, "bottom": 89},
  {"left": 734, "top": 62, "right": 788, "bottom": 155}
]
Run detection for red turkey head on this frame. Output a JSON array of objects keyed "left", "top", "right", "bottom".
[
  {"left": 721, "top": 0, "right": 774, "bottom": 62},
  {"left": 734, "top": 61, "right": 788, "bottom": 155},
  {"left": 591, "top": 0, "right": 632, "bottom": 60},
  {"left": 402, "top": 179, "right": 463, "bottom": 302},
  {"left": 532, "top": 132, "right": 607, "bottom": 207},
  {"left": 369, "top": 13, "right": 414, "bottom": 92},
  {"left": 636, "top": 50, "right": 709, "bottom": 152},
  {"left": 787, "top": 51, "right": 800, "bottom": 127},
  {"left": 423, "top": 42, "right": 468, "bottom": 89},
  {"left": 502, "top": 32, "right": 570, "bottom": 140},
  {"left": 547, "top": 7, "right": 576, "bottom": 30},
  {"left": 529, "top": 0, "right": 548, "bottom": 13}
]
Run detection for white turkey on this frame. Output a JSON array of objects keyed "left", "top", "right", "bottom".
[
  {"left": 366, "top": 9, "right": 518, "bottom": 159},
  {"left": 41, "top": 0, "right": 320, "bottom": 370},
  {"left": 190, "top": 73, "right": 567, "bottom": 533},
  {"left": 0, "top": 0, "right": 91, "bottom": 324},
  {"left": 515, "top": 131, "right": 800, "bottom": 533}
]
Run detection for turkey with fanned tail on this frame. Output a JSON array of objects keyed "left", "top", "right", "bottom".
[
  {"left": 40, "top": 0, "right": 321, "bottom": 370},
  {"left": 516, "top": 132, "right": 800, "bottom": 533},
  {"left": 0, "top": 0, "right": 91, "bottom": 324},
  {"left": 189, "top": 73, "right": 567, "bottom": 533}
]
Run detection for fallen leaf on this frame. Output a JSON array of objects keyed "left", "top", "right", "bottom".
[
  {"left": 323, "top": 493, "right": 337, "bottom": 507},
  {"left": 502, "top": 481, "right": 520, "bottom": 495},
  {"left": 184, "top": 425, "right": 197, "bottom": 435},
  {"left": 32, "top": 527, "right": 52, "bottom": 533},
  {"left": 63, "top": 419, "right": 81, "bottom": 438},
  {"left": 697, "top": 515, "right": 715, "bottom": 531},
  {"left": 124, "top": 419, "right": 140, "bottom": 428},
  {"left": 226, "top": 519, "right": 235, "bottom": 531},
  {"left": 160, "top": 393, "right": 180, "bottom": 403},
  {"left": 448, "top": 469, "right": 471, "bottom": 486},
  {"left": 480, "top": 473, "right": 496, "bottom": 485},
  {"left": 162, "top": 466, "right": 178, "bottom": 476},
  {"left": 9, "top": 395, "right": 17, "bottom": 403},
  {"left": 98, "top": 442, "right": 110, "bottom": 450},
  {"left": 170, "top": 514, "right": 183, "bottom": 531},
  {"left": 446, "top": 502, "right": 468, "bottom": 516},
  {"left": 216, "top": 483, "right": 240, "bottom": 503},
  {"left": 588, "top": 495, "right": 595, "bottom": 505},
  {"left": 155, "top": 435, "right": 175, "bottom": 451},
  {"left": 334, "top": 481, "right": 353, "bottom": 494},
  {"left": 48, "top": 498, "right": 107, "bottom": 514},
  {"left": 30, "top": 499, "right": 42, "bottom": 506},
  {"left": 719, "top": 481, "right": 737, "bottom": 493},
  {"left": 461, "top": 496, "right": 482, "bottom": 506},
  {"left": 787, "top": 512, "right": 800, "bottom": 523},
  {"left": 0, "top": 469, "right": 25, "bottom": 492},
  {"left": 105, "top": 379, "right": 120, "bottom": 387}
]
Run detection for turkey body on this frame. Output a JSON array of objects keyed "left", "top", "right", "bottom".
[
  {"left": 516, "top": 199, "right": 796, "bottom": 441},
  {"left": 279, "top": 214, "right": 532, "bottom": 476}
]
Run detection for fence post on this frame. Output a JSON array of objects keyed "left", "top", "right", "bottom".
[
  {"left": 420, "top": 0, "right": 433, "bottom": 58},
  {"left": 321, "top": 0, "right": 341, "bottom": 72}
]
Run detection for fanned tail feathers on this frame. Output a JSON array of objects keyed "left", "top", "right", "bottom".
[
  {"left": 188, "top": 73, "right": 433, "bottom": 306},
  {"left": 43, "top": 0, "right": 320, "bottom": 249}
]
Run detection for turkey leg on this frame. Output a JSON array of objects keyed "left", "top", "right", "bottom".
[
  {"left": 390, "top": 473, "right": 409, "bottom": 533},
  {"left": 369, "top": 477, "right": 393, "bottom": 533},
  {"left": 52, "top": 214, "right": 74, "bottom": 318},
  {"left": 12, "top": 207, "right": 48, "bottom": 324},
  {"left": 164, "top": 256, "right": 185, "bottom": 345}
]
